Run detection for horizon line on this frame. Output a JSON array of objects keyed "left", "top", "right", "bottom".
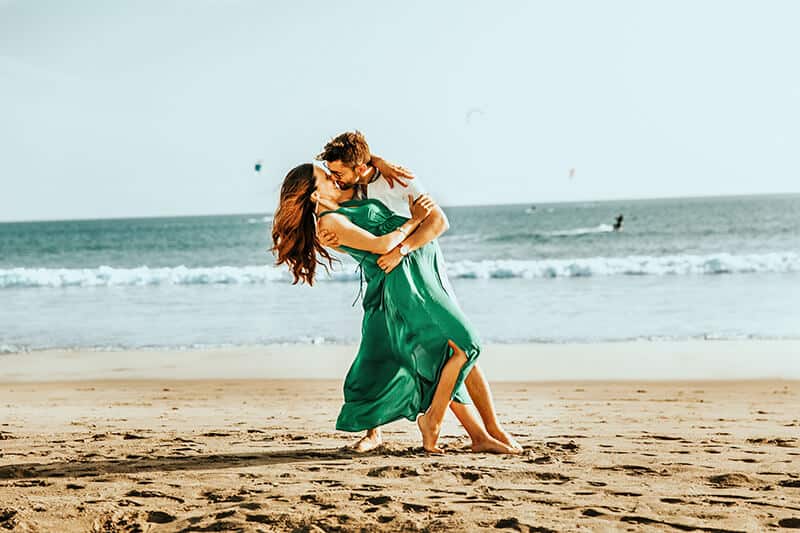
[{"left": 1, "top": 191, "right": 798, "bottom": 224}]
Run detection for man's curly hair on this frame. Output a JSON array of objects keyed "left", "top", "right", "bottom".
[{"left": 315, "top": 131, "right": 371, "bottom": 167}]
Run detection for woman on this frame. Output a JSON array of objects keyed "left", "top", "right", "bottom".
[{"left": 272, "top": 163, "right": 519, "bottom": 454}]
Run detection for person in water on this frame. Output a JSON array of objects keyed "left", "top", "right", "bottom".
[
  {"left": 312, "top": 132, "right": 518, "bottom": 454},
  {"left": 613, "top": 214, "right": 624, "bottom": 231},
  {"left": 271, "top": 162, "right": 520, "bottom": 454}
]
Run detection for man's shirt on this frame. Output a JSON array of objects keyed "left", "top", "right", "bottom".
[{"left": 361, "top": 169, "right": 426, "bottom": 219}]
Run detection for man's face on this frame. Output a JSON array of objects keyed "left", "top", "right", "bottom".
[{"left": 326, "top": 160, "right": 362, "bottom": 190}]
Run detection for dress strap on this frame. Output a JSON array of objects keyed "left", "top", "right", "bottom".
[{"left": 316, "top": 208, "right": 340, "bottom": 218}]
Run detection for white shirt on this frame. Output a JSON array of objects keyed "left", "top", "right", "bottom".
[{"left": 365, "top": 170, "right": 426, "bottom": 218}]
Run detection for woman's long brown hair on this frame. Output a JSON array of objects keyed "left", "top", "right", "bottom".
[{"left": 271, "top": 163, "right": 336, "bottom": 285}]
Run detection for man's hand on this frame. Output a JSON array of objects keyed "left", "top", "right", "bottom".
[
  {"left": 409, "top": 193, "right": 435, "bottom": 221},
  {"left": 377, "top": 246, "right": 404, "bottom": 274},
  {"left": 371, "top": 155, "right": 415, "bottom": 189},
  {"left": 317, "top": 227, "right": 340, "bottom": 248}
]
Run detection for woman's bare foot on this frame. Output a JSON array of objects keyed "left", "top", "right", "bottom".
[
  {"left": 417, "top": 413, "right": 443, "bottom": 453},
  {"left": 471, "top": 435, "right": 521, "bottom": 454},
  {"left": 488, "top": 426, "right": 523, "bottom": 451},
  {"left": 351, "top": 429, "right": 382, "bottom": 453}
]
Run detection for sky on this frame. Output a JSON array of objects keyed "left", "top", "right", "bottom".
[{"left": 1, "top": 0, "right": 798, "bottom": 222}]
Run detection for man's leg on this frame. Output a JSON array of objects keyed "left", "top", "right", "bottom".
[
  {"left": 464, "top": 364, "right": 522, "bottom": 450},
  {"left": 449, "top": 401, "right": 519, "bottom": 454}
]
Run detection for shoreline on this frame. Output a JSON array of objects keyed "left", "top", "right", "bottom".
[{"left": 1, "top": 339, "right": 799, "bottom": 383}]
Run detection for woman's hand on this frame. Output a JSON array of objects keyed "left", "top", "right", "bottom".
[
  {"left": 371, "top": 155, "right": 415, "bottom": 189},
  {"left": 409, "top": 194, "right": 435, "bottom": 221},
  {"left": 377, "top": 247, "right": 404, "bottom": 274}
]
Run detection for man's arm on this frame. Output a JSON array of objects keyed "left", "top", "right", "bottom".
[
  {"left": 376, "top": 202, "right": 449, "bottom": 274},
  {"left": 371, "top": 155, "right": 414, "bottom": 188}
]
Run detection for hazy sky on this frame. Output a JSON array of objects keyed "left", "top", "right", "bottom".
[{"left": 1, "top": 0, "right": 798, "bottom": 221}]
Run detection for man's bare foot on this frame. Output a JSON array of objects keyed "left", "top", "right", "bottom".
[
  {"left": 351, "top": 431, "right": 382, "bottom": 453},
  {"left": 471, "top": 435, "right": 522, "bottom": 454},
  {"left": 417, "top": 413, "right": 443, "bottom": 453},
  {"left": 489, "top": 427, "right": 523, "bottom": 451}
]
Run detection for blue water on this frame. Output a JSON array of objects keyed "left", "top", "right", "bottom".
[{"left": 1, "top": 194, "right": 798, "bottom": 352}]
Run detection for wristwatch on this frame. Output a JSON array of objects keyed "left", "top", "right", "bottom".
[{"left": 399, "top": 244, "right": 411, "bottom": 256}]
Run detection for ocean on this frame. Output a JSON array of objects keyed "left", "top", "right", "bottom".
[{"left": 1, "top": 194, "right": 798, "bottom": 353}]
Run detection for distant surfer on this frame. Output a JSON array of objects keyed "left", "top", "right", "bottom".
[{"left": 613, "top": 214, "right": 624, "bottom": 232}]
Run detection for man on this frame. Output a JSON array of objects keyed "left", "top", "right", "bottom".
[{"left": 316, "top": 131, "right": 520, "bottom": 453}]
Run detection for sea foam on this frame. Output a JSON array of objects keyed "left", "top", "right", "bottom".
[{"left": 1, "top": 251, "right": 797, "bottom": 289}]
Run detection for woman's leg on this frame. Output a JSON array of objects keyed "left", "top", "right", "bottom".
[
  {"left": 352, "top": 427, "right": 382, "bottom": 452},
  {"left": 464, "top": 364, "right": 522, "bottom": 450},
  {"left": 417, "top": 340, "right": 469, "bottom": 453},
  {"left": 449, "top": 401, "right": 520, "bottom": 454}
]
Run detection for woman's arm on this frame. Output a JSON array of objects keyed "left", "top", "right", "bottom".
[
  {"left": 318, "top": 214, "right": 421, "bottom": 255},
  {"left": 318, "top": 194, "right": 434, "bottom": 255}
]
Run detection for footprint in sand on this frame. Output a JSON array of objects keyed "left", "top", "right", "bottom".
[
  {"left": 533, "top": 472, "right": 571, "bottom": 484},
  {"left": 596, "top": 464, "right": 662, "bottom": 476},
  {"left": 493, "top": 517, "right": 539, "bottom": 531},
  {"left": 12, "top": 479, "right": 50, "bottom": 488},
  {"left": 0, "top": 509, "right": 18, "bottom": 529},
  {"left": 203, "top": 490, "right": 245, "bottom": 503},
  {"left": 300, "top": 493, "right": 335, "bottom": 510},
  {"left": 96, "top": 513, "right": 145, "bottom": 532},
  {"left": 146, "top": 511, "right": 176, "bottom": 524},
  {"left": 620, "top": 515, "right": 736, "bottom": 531},
  {"left": 545, "top": 440, "right": 580, "bottom": 452},
  {"left": 246, "top": 514, "right": 279, "bottom": 525},
  {"left": 402, "top": 502, "right": 430, "bottom": 512},
  {"left": 748, "top": 437, "right": 798, "bottom": 448},
  {"left": 126, "top": 489, "right": 185, "bottom": 503},
  {"left": 365, "top": 495, "right": 393, "bottom": 505},
  {"left": 708, "top": 473, "right": 758, "bottom": 488},
  {"left": 201, "top": 431, "right": 230, "bottom": 437},
  {"left": 367, "top": 465, "right": 421, "bottom": 478}
]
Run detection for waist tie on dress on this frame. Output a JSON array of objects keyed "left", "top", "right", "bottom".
[
  {"left": 351, "top": 255, "right": 373, "bottom": 307},
  {"left": 351, "top": 257, "right": 386, "bottom": 312}
]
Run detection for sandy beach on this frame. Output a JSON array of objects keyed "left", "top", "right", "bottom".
[{"left": 1, "top": 342, "right": 799, "bottom": 532}]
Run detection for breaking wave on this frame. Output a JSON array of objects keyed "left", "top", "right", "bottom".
[{"left": 1, "top": 251, "right": 797, "bottom": 288}]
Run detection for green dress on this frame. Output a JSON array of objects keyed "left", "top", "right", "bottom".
[{"left": 320, "top": 198, "right": 482, "bottom": 432}]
